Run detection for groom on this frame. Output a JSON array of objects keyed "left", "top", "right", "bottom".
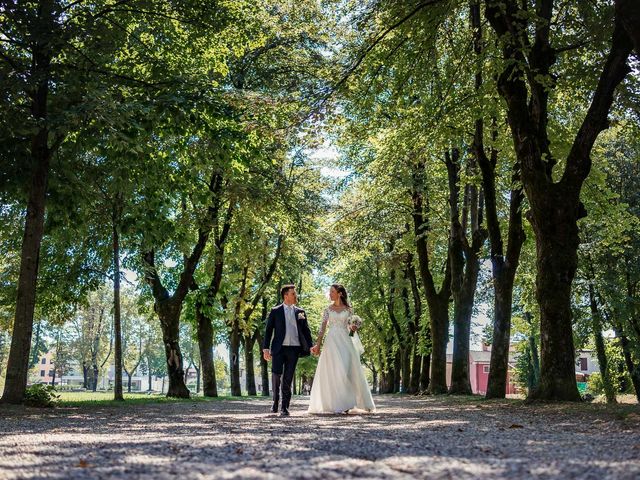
[{"left": 263, "top": 284, "right": 313, "bottom": 416}]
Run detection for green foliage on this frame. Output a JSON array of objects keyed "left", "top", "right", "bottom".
[
  {"left": 1, "top": 0, "right": 638, "bottom": 403},
  {"left": 24, "top": 384, "right": 60, "bottom": 408}
]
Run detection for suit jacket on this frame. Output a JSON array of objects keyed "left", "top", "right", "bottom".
[{"left": 263, "top": 304, "right": 313, "bottom": 357}]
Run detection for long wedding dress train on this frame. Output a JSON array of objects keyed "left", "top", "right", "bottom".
[{"left": 308, "top": 308, "right": 376, "bottom": 414}]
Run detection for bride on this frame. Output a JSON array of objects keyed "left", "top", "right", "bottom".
[{"left": 308, "top": 284, "right": 375, "bottom": 414}]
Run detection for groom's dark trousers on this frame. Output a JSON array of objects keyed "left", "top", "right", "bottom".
[{"left": 272, "top": 345, "right": 300, "bottom": 411}]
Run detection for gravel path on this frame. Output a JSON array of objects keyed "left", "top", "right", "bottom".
[{"left": 1, "top": 395, "right": 639, "bottom": 479}]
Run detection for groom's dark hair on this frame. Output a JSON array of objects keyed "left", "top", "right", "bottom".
[{"left": 280, "top": 284, "right": 296, "bottom": 299}]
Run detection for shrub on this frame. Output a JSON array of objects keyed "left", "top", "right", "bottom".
[
  {"left": 587, "top": 372, "right": 604, "bottom": 395},
  {"left": 24, "top": 384, "right": 60, "bottom": 407}
]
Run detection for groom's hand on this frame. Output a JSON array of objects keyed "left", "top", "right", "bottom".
[
  {"left": 263, "top": 349, "right": 271, "bottom": 361},
  {"left": 310, "top": 345, "right": 319, "bottom": 356}
]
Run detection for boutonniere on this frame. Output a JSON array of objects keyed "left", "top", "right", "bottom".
[{"left": 297, "top": 312, "right": 306, "bottom": 320}]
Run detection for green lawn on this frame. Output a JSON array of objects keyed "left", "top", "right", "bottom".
[{"left": 56, "top": 391, "right": 265, "bottom": 407}]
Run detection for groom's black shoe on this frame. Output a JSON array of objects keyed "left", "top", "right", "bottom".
[
  {"left": 271, "top": 402, "right": 278, "bottom": 414},
  {"left": 280, "top": 407, "right": 290, "bottom": 417}
]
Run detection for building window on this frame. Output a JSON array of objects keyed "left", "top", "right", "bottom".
[
  {"left": 41, "top": 358, "right": 46, "bottom": 364},
  {"left": 579, "top": 358, "right": 588, "bottom": 371},
  {"left": 48, "top": 370, "right": 54, "bottom": 377},
  {"left": 483, "top": 365, "right": 490, "bottom": 373},
  {"left": 40, "top": 370, "right": 45, "bottom": 377}
]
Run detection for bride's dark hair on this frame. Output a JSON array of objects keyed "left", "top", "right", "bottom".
[{"left": 331, "top": 283, "right": 351, "bottom": 308}]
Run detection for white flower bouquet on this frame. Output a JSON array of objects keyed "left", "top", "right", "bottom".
[{"left": 348, "top": 314, "right": 363, "bottom": 337}]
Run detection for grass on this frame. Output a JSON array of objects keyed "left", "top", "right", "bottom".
[{"left": 56, "top": 391, "right": 266, "bottom": 407}]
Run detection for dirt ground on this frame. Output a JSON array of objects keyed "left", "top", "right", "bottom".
[{"left": 1, "top": 395, "right": 639, "bottom": 479}]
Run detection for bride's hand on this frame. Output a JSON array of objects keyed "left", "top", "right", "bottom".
[{"left": 349, "top": 325, "right": 358, "bottom": 332}]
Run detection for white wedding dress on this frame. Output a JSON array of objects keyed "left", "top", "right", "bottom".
[{"left": 308, "top": 307, "right": 376, "bottom": 414}]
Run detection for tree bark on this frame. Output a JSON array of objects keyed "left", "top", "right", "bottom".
[
  {"left": 125, "top": 369, "right": 132, "bottom": 393},
  {"left": 195, "top": 175, "right": 234, "bottom": 397},
  {"left": 588, "top": 284, "right": 617, "bottom": 403},
  {"left": 1, "top": 6, "right": 55, "bottom": 402},
  {"left": 113, "top": 211, "right": 124, "bottom": 401},
  {"left": 257, "top": 300, "right": 270, "bottom": 396},
  {"left": 407, "top": 253, "right": 423, "bottom": 394},
  {"left": 159, "top": 300, "right": 190, "bottom": 398},
  {"left": 411, "top": 159, "right": 452, "bottom": 394},
  {"left": 420, "top": 354, "right": 431, "bottom": 392},
  {"left": 485, "top": 0, "right": 633, "bottom": 401},
  {"left": 447, "top": 149, "right": 486, "bottom": 395},
  {"left": 229, "top": 327, "right": 241, "bottom": 396},
  {"left": 616, "top": 0, "right": 640, "bottom": 55},
  {"left": 524, "top": 313, "right": 541, "bottom": 392},
  {"left": 393, "top": 350, "right": 401, "bottom": 393},
  {"left": 244, "top": 334, "right": 257, "bottom": 396},
  {"left": 144, "top": 171, "right": 227, "bottom": 398},
  {"left": 606, "top": 309, "right": 640, "bottom": 402},
  {"left": 468, "top": 0, "right": 525, "bottom": 399},
  {"left": 400, "top": 284, "right": 413, "bottom": 393},
  {"left": 196, "top": 302, "right": 217, "bottom": 397},
  {"left": 30, "top": 321, "right": 42, "bottom": 369}
]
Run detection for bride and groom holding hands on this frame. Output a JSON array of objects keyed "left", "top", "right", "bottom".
[{"left": 262, "top": 284, "right": 376, "bottom": 416}]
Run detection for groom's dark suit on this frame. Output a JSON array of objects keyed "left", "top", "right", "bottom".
[{"left": 263, "top": 303, "right": 313, "bottom": 414}]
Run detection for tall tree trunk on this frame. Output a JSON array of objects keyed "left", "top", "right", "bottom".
[
  {"left": 1, "top": 23, "right": 54, "bottom": 403},
  {"left": 447, "top": 146, "right": 486, "bottom": 395},
  {"left": 113, "top": 215, "right": 124, "bottom": 401},
  {"left": 30, "top": 321, "right": 42, "bottom": 369},
  {"left": 393, "top": 350, "right": 402, "bottom": 393},
  {"left": 194, "top": 362, "right": 201, "bottom": 394},
  {"left": 370, "top": 364, "right": 378, "bottom": 394},
  {"left": 144, "top": 172, "right": 224, "bottom": 399},
  {"left": 409, "top": 346, "right": 421, "bottom": 394},
  {"left": 229, "top": 326, "right": 241, "bottom": 396},
  {"left": 616, "top": 0, "right": 640, "bottom": 55},
  {"left": 411, "top": 159, "right": 452, "bottom": 394},
  {"left": 406, "top": 253, "right": 423, "bottom": 394},
  {"left": 159, "top": 302, "right": 190, "bottom": 398},
  {"left": 588, "top": 284, "right": 616, "bottom": 403},
  {"left": 376, "top": 248, "right": 404, "bottom": 393},
  {"left": 260, "top": 355, "right": 270, "bottom": 397},
  {"left": 148, "top": 367, "right": 152, "bottom": 392},
  {"left": 400, "top": 284, "right": 413, "bottom": 393},
  {"left": 485, "top": 0, "right": 633, "bottom": 401},
  {"left": 528, "top": 212, "right": 582, "bottom": 401},
  {"left": 82, "top": 362, "right": 89, "bottom": 389},
  {"left": 256, "top": 302, "right": 270, "bottom": 396},
  {"left": 608, "top": 312, "right": 640, "bottom": 402},
  {"left": 420, "top": 354, "right": 431, "bottom": 392},
  {"left": 244, "top": 335, "right": 257, "bottom": 396},
  {"left": 469, "top": 0, "right": 525, "bottom": 399},
  {"left": 426, "top": 298, "right": 450, "bottom": 394},
  {"left": 196, "top": 302, "right": 217, "bottom": 397},
  {"left": 92, "top": 364, "right": 99, "bottom": 392},
  {"left": 524, "top": 312, "right": 541, "bottom": 393}
]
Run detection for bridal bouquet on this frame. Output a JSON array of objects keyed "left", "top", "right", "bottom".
[{"left": 348, "top": 314, "right": 363, "bottom": 337}]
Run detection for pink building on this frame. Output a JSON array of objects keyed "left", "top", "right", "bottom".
[
  {"left": 446, "top": 344, "right": 519, "bottom": 395},
  {"left": 34, "top": 350, "right": 56, "bottom": 384}
]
